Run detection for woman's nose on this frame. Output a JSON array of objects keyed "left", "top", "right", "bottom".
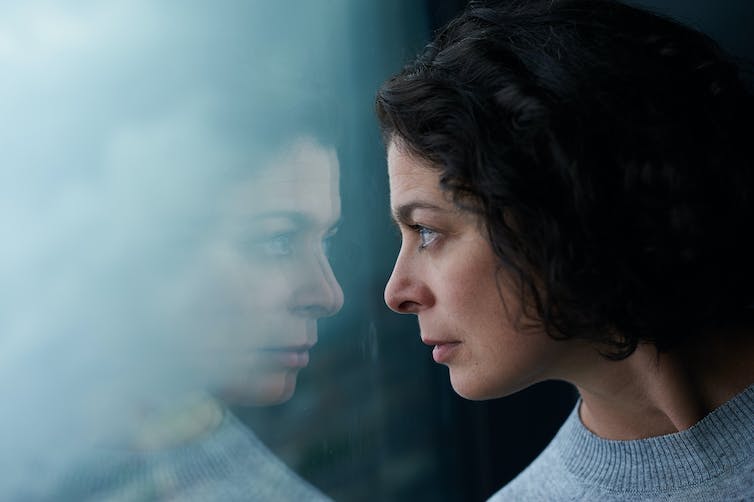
[
  {"left": 384, "top": 250, "right": 433, "bottom": 314},
  {"left": 292, "top": 253, "right": 344, "bottom": 319}
]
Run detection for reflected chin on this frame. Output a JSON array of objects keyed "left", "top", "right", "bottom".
[{"left": 215, "top": 370, "right": 300, "bottom": 406}]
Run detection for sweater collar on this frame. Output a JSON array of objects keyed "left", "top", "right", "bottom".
[{"left": 554, "top": 383, "right": 754, "bottom": 491}]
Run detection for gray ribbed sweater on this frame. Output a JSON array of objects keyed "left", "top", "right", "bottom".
[
  {"left": 40, "top": 411, "right": 331, "bottom": 501},
  {"left": 490, "top": 383, "right": 754, "bottom": 501}
]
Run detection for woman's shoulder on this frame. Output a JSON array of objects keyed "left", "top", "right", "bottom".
[{"left": 489, "top": 385, "right": 754, "bottom": 501}]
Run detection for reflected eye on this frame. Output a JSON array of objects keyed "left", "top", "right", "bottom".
[
  {"left": 322, "top": 235, "right": 334, "bottom": 257},
  {"left": 322, "top": 225, "right": 339, "bottom": 257},
  {"left": 256, "top": 233, "right": 294, "bottom": 258}
]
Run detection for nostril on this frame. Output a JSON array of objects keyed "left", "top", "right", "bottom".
[
  {"left": 385, "top": 283, "right": 433, "bottom": 314},
  {"left": 396, "top": 300, "right": 421, "bottom": 314},
  {"left": 385, "top": 287, "right": 419, "bottom": 314},
  {"left": 384, "top": 259, "right": 432, "bottom": 314},
  {"left": 290, "top": 258, "right": 344, "bottom": 319},
  {"left": 293, "top": 284, "right": 343, "bottom": 319},
  {"left": 384, "top": 290, "right": 402, "bottom": 313}
]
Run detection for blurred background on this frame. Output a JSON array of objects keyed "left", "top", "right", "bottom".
[{"left": 0, "top": 1, "right": 750, "bottom": 501}]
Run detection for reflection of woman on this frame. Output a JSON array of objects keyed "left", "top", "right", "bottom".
[
  {"left": 49, "top": 129, "right": 342, "bottom": 501},
  {"left": 161, "top": 134, "right": 343, "bottom": 408},
  {"left": 0, "top": 3, "right": 347, "bottom": 499},
  {"left": 376, "top": 0, "right": 754, "bottom": 500}
]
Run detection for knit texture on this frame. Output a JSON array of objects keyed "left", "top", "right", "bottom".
[
  {"left": 490, "top": 383, "right": 754, "bottom": 501},
  {"left": 36, "top": 410, "right": 330, "bottom": 501}
]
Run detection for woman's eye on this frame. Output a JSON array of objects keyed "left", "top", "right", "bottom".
[
  {"left": 322, "top": 234, "right": 335, "bottom": 257},
  {"left": 416, "top": 226, "right": 438, "bottom": 249},
  {"left": 256, "top": 234, "right": 294, "bottom": 258},
  {"left": 322, "top": 227, "right": 339, "bottom": 257}
]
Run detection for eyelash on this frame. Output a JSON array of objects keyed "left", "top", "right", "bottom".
[
  {"left": 253, "top": 228, "right": 337, "bottom": 260},
  {"left": 322, "top": 227, "right": 339, "bottom": 257},
  {"left": 409, "top": 224, "right": 439, "bottom": 250},
  {"left": 256, "top": 233, "right": 295, "bottom": 258}
]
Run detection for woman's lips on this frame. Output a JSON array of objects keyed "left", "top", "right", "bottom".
[
  {"left": 432, "top": 342, "right": 461, "bottom": 363},
  {"left": 258, "top": 347, "right": 312, "bottom": 368},
  {"left": 422, "top": 338, "right": 461, "bottom": 364}
]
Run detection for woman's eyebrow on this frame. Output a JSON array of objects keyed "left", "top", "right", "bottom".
[
  {"left": 250, "top": 211, "right": 307, "bottom": 227},
  {"left": 251, "top": 211, "right": 342, "bottom": 233},
  {"left": 391, "top": 202, "right": 447, "bottom": 226}
]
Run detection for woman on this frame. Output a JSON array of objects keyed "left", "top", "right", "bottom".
[{"left": 376, "top": 0, "right": 754, "bottom": 499}]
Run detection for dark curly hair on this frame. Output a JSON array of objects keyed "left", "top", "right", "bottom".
[{"left": 376, "top": 0, "right": 754, "bottom": 359}]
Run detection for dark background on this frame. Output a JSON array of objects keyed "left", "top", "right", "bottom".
[{"left": 239, "top": 1, "right": 753, "bottom": 501}]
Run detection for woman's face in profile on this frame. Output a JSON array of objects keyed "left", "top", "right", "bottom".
[
  {"left": 384, "top": 141, "right": 574, "bottom": 399},
  {"left": 164, "top": 136, "right": 343, "bottom": 406}
]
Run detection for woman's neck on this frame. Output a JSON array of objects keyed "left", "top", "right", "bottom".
[
  {"left": 110, "top": 391, "right": 225, "bottom": 452},
  {"left": 572, "top": 329, "right": 754, "bottom": 440}
]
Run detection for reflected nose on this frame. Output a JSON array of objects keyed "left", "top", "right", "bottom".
[
  {"left": 293, "top": 253, "right": 344, "bottom": 319},
  {"left": 384, "top": 248, "right": 434, "bottom": 314}
]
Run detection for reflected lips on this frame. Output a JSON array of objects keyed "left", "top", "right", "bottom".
[
  {"left": 275, "top": 350, "right": 310, "bottom": 367},
  {"left": 261, "top": 347, "right": 312, "bottom": 368}
]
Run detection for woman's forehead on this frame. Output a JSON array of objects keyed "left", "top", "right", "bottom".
[{"left": 220, "top": 140, "right": 341, "bottom": 228}]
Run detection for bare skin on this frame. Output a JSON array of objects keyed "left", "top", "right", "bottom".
[{"left": 576, "top": 330, "right": 754, "bottom": 439}]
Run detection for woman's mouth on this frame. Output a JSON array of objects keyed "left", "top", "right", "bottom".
[
  {"left": 431, "top": 342, "right": 461, "bottom": 363},
  {"left": 258, "top": 346, "right": 312, "bottom": 368},
  {"left": 422, "top": 337, "right": 462, "bottom": 364}
]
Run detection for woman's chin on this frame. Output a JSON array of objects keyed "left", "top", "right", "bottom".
[
  {"left": 449, "top": 369, "right": 525, "bottom": 402},
  {"left": 215, "top": 370, "right": 300, "bottom": 406}
]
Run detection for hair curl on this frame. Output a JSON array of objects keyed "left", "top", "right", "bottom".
[{"left": 376, "top": 0, "right": 754, "bottom": 359}]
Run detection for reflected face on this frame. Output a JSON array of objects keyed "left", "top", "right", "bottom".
[
  {"left": 168, "top": 137, "right": 343, "bottom": 405},
  {"left": 384, "top": 142, "right": 571, "bottom": 400}
]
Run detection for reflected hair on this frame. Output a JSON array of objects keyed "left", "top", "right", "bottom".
[{"left": 376, "top": 0, "right": 754, "bottom": 358}]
